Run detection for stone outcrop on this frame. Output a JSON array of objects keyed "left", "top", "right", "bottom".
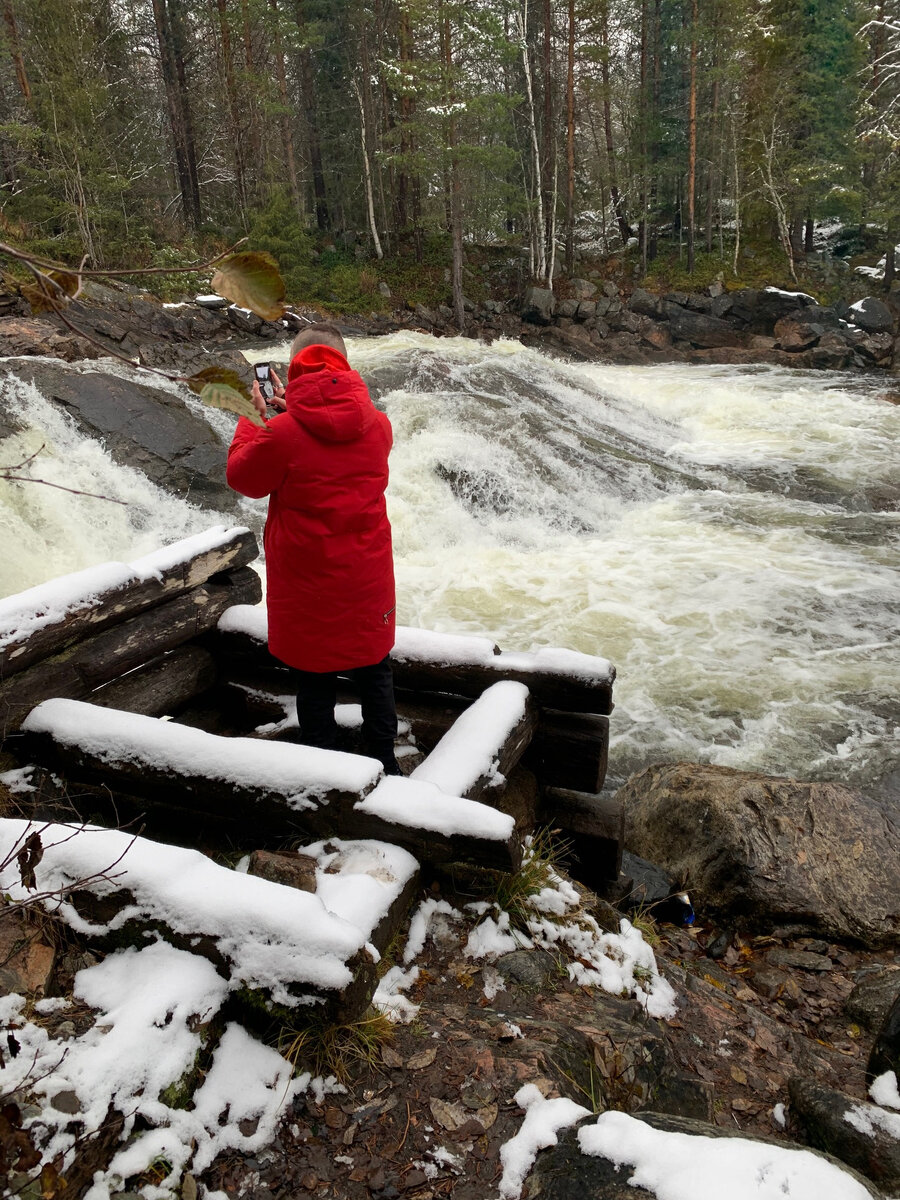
[
  {"left": 788, "top": 1077, "right": 900, "bottom": 1193},
  {"left": 619, "top": 762, "right": 900, "bottom": 948},
  {"left": 2, "top": 357, "right": 242, "bottom": 512},
  {"left": 525, "top": 1111, "right": 885, "bottom": 1200}
]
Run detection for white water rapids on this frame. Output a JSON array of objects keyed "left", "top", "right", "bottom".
[{"left": 2, "top": 334, "right": 898, "bottom": 796}]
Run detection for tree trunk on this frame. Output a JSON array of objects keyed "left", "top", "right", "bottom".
[
  {"left": 1, "top": 0, "right": 31, "bottom": 105},
  {"left": 268, "top": 0, "right": 303, "bottom": 217},
  {"left": 214, "top": 0, "right": 248, "bottom": 224},
  {"left": 294, "top": 0, "right": 329, "bottom": 228},
  {"left": 599, "top": 0, "right": 631, "bottom": 245},
  {"left": 565, "top": 0, "right": 575, "bottom": 275},
  {"left": 541, "top": 0, "right": 555, "bottom": 278},
  {"left": 686, "top": 0, "right": 698, "bottom": 274},
  {"left": 440, "top": 5, "right": 465, "bottom": 330},
  {"left": 150, "top": 0, "right": 199, "bottom": 228},
  {"left": 804, "top": 215, "right": 814, "bottom": 253}
]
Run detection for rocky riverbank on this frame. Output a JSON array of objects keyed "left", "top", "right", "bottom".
[
  {"left": 2, "top": 760, "right": 899, "bottom": 1199},
  {"left": 1, "top": 273, "right": 898, "bottom": 380}
]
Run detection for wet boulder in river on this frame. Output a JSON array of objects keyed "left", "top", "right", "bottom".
[{"left": 619, "top": 763, "right": 900, "bottom": 948}]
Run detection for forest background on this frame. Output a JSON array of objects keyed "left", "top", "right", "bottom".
[{"left": 0, "top": 0, "right": 898, "bottom": 319}]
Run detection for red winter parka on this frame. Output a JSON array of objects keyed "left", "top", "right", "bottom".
[{"left": 226, "top": 345, "right": 395, "bottom": 673}]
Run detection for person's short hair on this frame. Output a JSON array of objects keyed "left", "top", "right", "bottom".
[{"left": 290, "top": 322, "right": 347, "bottom": 359}]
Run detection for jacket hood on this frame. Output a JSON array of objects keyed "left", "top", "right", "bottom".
[{"left": 284, "top": 345, "right": 377, "bottom": 443}]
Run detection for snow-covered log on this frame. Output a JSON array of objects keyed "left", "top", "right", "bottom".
[
  {"left": 0, "top": 567, "right": 261, "bottom": 734},
  {"left": 21, "top": 700, "right": 523, "bottom": 871},
  {"left": 214, "top": 609, "right": 615, "bottom": 715},
  {"left": 409, "top": 680, "right": 538, "bottom": 803},
  {"left": 0, "top": 819, "right": 420, "bottom": 1020},
  {"left": 0, "top": 527, "right": 258, "bottom": 678}
]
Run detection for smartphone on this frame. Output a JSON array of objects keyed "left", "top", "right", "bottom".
[{"left": 254, "top": 362, "right": 275, "bottom": 401}]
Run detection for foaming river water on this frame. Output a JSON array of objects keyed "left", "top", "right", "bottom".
[{"left": 2, "top": 335, "right": 898, "bottom": 795}]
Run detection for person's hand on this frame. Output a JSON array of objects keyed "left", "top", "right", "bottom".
[{"left": 251, "top": 368, "right": 287, "bottom": 420}]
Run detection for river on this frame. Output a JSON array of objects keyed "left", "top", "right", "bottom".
[{"left": 2, "top": 334, "right": 898, "bottom": 796}]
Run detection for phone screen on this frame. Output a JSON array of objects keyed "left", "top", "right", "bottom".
[{"left": 254, "top": 362, "right": 275, "bottom": 400}]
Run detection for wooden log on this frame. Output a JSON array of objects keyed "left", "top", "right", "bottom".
[
  {"left": 210, "top": 623, "right": 614, "bottom": 715},
  {"left": 539, "top": 786, "right": 624, "bottom": 884},
  {"left": 389, "top": 656, "right": 613, "bottom": 715},
  {"left": 410, "top": 681, "right": 538, "bottom": 804},
  {"left": 0, "top": 527, "right": 259, "bottom": 679},
  {"left": 0, "top": 567, "right": 261, "bottom": 735},
  {"left": 390, "top": 691, "right": 609, "bottom": 794},
  {"left": 89, "top": 645, "right": 217, "bottom": 717},
  {"left": 21, "top": 700, "right": 521, "bottom": 872}
]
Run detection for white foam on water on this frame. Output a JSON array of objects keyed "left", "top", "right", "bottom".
[{"left": 2, "top": 337, "right": 898, "bottom": 793}]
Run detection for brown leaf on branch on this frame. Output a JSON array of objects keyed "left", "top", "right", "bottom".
[
  {"left": 21, "top": 269, "right": 80, "bottom": 315},
  {"left": 17, "top": 831, "right": 42, "bottom": 890},
  {"left": 197, "top": 381, "right": 264, "bottom": 426},
  {"left": 186, "top": 366, "right": 251, "bottom": 401},
  {"left": 211, "top": 251, "right": 286, "bottom": 321}
]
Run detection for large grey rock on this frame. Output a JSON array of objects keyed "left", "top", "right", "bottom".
[
  {"left": 868, "top": 992, "right": 900, "bottom": 1084},
  {"left": 789, "top": 1077, "right": 900, "bottom": 1192},
  {"left": 845, "top": 967, "right": 900, "bottom": 1032},
  {"left": 522, "top": 286, "right": 556, "bottom": 325},
  {"left": 628, "top": 288, "right": 661, "bottom": 318},
  {"left": 3, "top": 358, "right": 240, "bottom": 512},
  {"left": 620, "top": 763, "right": 900, "bottom": 947},
  {"left": 570, "top": 278, "right": 598, "bottom": 301},
  {"left": 850, "top": 298, "right": 895, "bottom": 334},
  {"left": 662, "top": 302, "right": 746, "bottom": 348},
  {"left": 525, "top": 1111, "right": 885, "bottom": 1200}
]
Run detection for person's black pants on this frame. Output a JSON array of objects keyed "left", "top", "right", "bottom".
[{"left": 295, "top": 655, "right": 400, "bottom": 773}]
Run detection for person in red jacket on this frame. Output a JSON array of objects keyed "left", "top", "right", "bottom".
[{"left": 226, "top": 322, "right": 400, "bottom": 774}]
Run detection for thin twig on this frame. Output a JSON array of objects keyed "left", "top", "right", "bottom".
[
  {"left": 0, "top": 236, "right": 247, "bottom": 279},
  {"left": 392, "top": 1100, "right": 412, "bottom": 1155},
  {"left": 0, "top": 473, "right": 128, "bottom": 504}
]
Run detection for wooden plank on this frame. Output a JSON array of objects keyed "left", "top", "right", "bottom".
[
  {"left": 410, "top": 681, "right": 538, "bottom": 804},
  {"left": 0, "top": 527, "right": 259, "bottom": 679},
  {"left": 539, "top": 786, "right": 624, "bottom": 884},
  {"left": 90, "top": 645, "right": 217, "bottom": 717},
  {"left": 0, "top": 567, "right": 261, "bottom": 735}
]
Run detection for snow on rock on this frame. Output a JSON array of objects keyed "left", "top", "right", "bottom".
[
  {"left": 297, "top": 837, "right": 419, "bottom": 942},
  {"left": 411, "top": 681, "right": 530, "bottom": 795},
  {"left": 0, "top": 819, "right": 368, "bottom": 1004},
  {"left": 22, "top": 698, "right": 382, "bottom": 808},
  {"left": 844, "top": 1098, "right": 900, "bottom": 1140},
  {"left": 763, "top": 286, "right": 816, "bottom": 303},
  {"left": 870, "top": 1071, "right": 900, "bottom": 1111},
  {"left": 403, "top": 897, "right": 462, "bottom": 965},
  {"left": 577, "top": 1109, "right": 878, "bottom": 1199},
  {"left": 498, "top": 1084, "right": 591, "bottom": 1200},
  {"left": 462, "top": 841, "right": 676, "bottom": 1019},
  {"left": 392, "top": 625, "right": 500, "bottom": 666},
  {"left": 356, "top": 776, "right": 516, "bottom": 842},
  {"left": 0, "top": 526, "right": 247, "bottom": 652}
]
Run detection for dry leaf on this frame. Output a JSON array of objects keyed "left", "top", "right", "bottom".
[
  {"left": 181, "top": 1175, "right": 198, "bottom": 1200},
  {"left": 211, "top": 251, "right": 286, "bottom": 321},
  {"left": 476, "top": 1102, "right": 498, "bottom": 1130},
  {"left": 730, "top": 1066, "right": 748, "bottom": 1085},
  {"left": 197, "top": 381, "right": 264, "bottom": 426},
  {"left": 428, "top": 1097, "right": 469, "bottom": 1131},
  {"left": 407, "top": 1048, "right": 438, "bottom": 1070},
  {"left": 381, "top": 1046, "right": 403, "bottom": 1068}
]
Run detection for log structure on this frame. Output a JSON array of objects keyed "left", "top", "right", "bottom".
[{"left": 0, "top": 527, "right": 621, "bottom": 1019}]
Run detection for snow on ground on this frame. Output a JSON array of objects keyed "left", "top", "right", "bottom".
[
  {"left": 0, "top": 951, "right": 337, "bottom": 1200},
  {"left": 461, "top": 839, "right": 677, "bottom": 1020},
  {"left": 575, "top": 1109, "right": 877, "bottom": 1200}
]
